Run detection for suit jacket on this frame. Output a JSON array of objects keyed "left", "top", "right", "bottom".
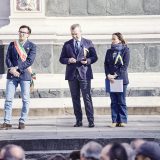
[
  {"left": 104, "top": 45, "right": 130, "bottom": 85},
  {"left": 6, "top": 40, "right": 36, "bottom": 81},
  {"left": 59, "top": 38, "right": 98, "bottom": 80}
]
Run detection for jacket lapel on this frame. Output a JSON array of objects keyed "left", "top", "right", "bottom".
[
  {"left": 13, "top": 43, "right": 19, "bottom": 60},
  {"left": 69, "top": 38, "right": 84, "bottom": 60},
  {"left": 110, "top": 51, "right": 115, "bottom": 64},
  {"left": 23, "top": 40, "right": 30, "bottom": 54}
]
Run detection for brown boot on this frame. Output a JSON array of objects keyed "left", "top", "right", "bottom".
[{"left": 0, "top": 123, "right": 12, "bottom": 129}]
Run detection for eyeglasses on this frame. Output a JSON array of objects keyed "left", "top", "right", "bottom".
[{"left": 19, "top": 31, "right": 29, "bottom": 34}]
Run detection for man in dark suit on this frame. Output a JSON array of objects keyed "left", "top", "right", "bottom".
[
  {"left": 59, "top": 24, "right": 98, "bottom": 128},
  {"left": 0, "top": 25, "right": 36, "bottom": 129}
]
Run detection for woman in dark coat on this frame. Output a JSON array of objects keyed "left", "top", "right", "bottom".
[{"left": 104, "top": 32, "right": 130, "bottom": 127}]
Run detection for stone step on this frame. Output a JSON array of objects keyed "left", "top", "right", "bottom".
[
  {"left": 0, "top": 97, "right": 160, "bottom": 116},
  {"left": 0, "top": 115, "right": 159, "bottom": 159},
  {"left": 1, "top": 86, "right": 160, "bottom": 98},
  {"left": 1, "top": 87, "right": 160, "bottom": 99},
  {"left": 0, "top": 73, "right": 160, "bottom": 98}
]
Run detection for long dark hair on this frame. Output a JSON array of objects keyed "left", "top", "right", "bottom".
[
  {"left": 108, "top": 143, "right": 128, "bottom": 160},
  {"left": 112, "top": 32, "right": 126, "bottom": 44}
]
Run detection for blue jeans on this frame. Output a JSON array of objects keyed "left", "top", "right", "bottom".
[
  {"left": 110, "top": 85, "right": 127, "bottom": 123},
  {"left": 4, "top": 78, "right": 30, "bottom": 124}
]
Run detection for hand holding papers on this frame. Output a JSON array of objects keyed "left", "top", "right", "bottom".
[{"left": 105, "top": 79, "right": 123, "bottom": 93}]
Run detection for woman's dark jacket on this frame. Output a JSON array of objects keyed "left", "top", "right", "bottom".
[{"left": 104, "top": 44, "right": 130, "bottom": 85}]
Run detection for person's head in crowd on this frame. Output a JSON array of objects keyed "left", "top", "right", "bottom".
[
  {"left": 80, "top": 141, "right": 102, "bottom": 160},
  {"left": 100, "top": 143, "right": 128, "bottom": 160},
  {"left": 136, "top": 141, "right": 160, "bottom": 160},
  {"left": 122, "top": 143, "right": 136, "bottom": 160},
  {"left": 47, "top": 154, "right": 66, "bottom": 160},
  {"left": 69, "top": 150, "right": 80, "bottom": 160},
  {"left": 100, "top": 144, "right": 112, "bottom": 160},
  {"left": 130, "top": 139, "right": 146, "bottom": 151},
  {"left": 1, "top": 144, "right": 25, "bottom": 160}
]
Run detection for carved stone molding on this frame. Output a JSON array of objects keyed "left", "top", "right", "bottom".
[
  {"left": 10, "top": 0, "right": 45, "bottom": 19},
  {"left": 16, "top": 0, "right": 40, "bottom": 11}
]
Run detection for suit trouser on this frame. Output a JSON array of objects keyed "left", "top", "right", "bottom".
[
  {"left": 68, "top": 78, "right": 94, "bottom": 123},
  {"left": 110, "top": 85, "right": 127, "bottom": 123}
]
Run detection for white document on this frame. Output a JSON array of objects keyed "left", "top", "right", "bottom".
[{"left": 110, "top": 79, "right": 123, "bottom": 92}]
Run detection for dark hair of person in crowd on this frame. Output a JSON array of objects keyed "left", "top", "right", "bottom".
[
  {"left": 47, "top": 154, "right": 66, "bottom": 160},
  {"left": 69, "top": 150, "right": 80, "bottom": 160},
  {"left": 112, "top": 32, "right": 126, "bottom": 44},
  {"left": 108, "top": 143, "right": 128, "bottom": 160}
]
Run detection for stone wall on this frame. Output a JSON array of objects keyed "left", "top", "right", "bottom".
[
  {"left": 46, "top": 0, "right": 160, "bottom": 16},
  {"left": 0, "top": 0, "right": 160, "bottom": 74},
  {"left": 1, "top": 43, "right": 160, "bottom": 74},
  {"left": 0, "top": 0, "right": 10, "bottom": 27},
  {"left": 0, "top": 0, "right": 160, "bottom": 19}
]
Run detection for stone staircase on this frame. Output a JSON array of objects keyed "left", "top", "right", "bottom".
[
  {"left": 0, "top": 73, "right": 160, "bottom": 116},
  {"left": 0, "top": 73, "right": 160, "bottom": 159}
]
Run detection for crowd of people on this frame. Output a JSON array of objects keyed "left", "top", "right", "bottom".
[{"left": 0, "top": 139, "right": 160, "bottom": 160}]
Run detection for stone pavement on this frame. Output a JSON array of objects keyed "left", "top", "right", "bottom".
[
  {"left": 0, "top": 115, "right": 160, "bottom": 140},
  {"left": 0, "top": 115, "right": 159, "bottom": 159}
]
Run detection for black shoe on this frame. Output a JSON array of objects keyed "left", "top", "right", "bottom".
[
  {"left": 88, "top": 122, "right": 95, "bottom": 128},
  {"left": 74, "top": 121, "right": 83, "bottom": 127},
  {"left": 18, "top": 122, "right": 25, "bottom": 129}
]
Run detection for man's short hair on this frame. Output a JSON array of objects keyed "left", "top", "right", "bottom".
[
  {"left": 70, "top": 24, "right": 81, "bottom": 31},
  {"left": 80, "top": 141, "right": 102, "bottom": 160},
  {"left": 2, "top": 144, "right": 25, "bottom": 160},
  {"left": 69, "top": 150, "right": 80, "bottom": 160},
  {"left": 108, "top": 143, "right": 128, "bottom": 160},
  {"left": 19, "top": 25, "right": 31, "bottom": 34}
]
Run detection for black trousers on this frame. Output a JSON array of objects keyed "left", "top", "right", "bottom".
[{"left": 68, "top": 75, "right": 94, "bottom": 123}]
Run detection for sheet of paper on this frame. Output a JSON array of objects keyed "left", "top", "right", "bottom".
[{"left": 110, "top": 79, "right": 123, "bottom": 92}]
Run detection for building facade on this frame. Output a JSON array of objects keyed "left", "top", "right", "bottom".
[{"left": 0, "top": 0, "right": 160, "bottom": 74}]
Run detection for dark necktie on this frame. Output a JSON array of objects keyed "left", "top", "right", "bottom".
[{"left": 75, "top": 41, "right": 79, "bottom": 55}]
